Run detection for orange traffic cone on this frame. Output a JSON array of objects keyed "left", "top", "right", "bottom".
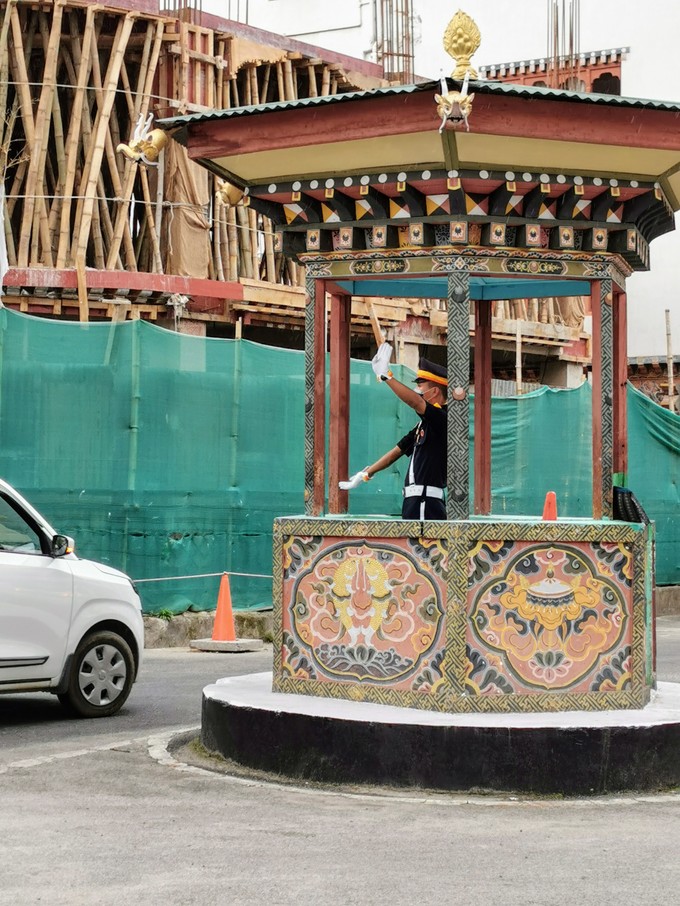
[
  {"left": 542, "top": 491, "right": 558, "bottom": 521},
  {"left": 212, "top": 573, "right": 236, "bottom": 642},
  {"left": 190, "top": 572, "right": 263, "bottom": 653}
]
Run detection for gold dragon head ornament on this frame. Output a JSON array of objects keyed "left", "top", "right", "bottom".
[
  {"left": 116, "top": 113, "right": 169, "bottom": 167},
  {"left": 216, "top": 180, "right": 246, "bottom": 207}
]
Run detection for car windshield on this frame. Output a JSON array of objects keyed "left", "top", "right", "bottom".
[{"left": 0, "top": 494, "right": 42, "bottom": 553}]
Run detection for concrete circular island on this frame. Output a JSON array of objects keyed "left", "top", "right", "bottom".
[{"left": 200, "top": 673, "right": 680, "bottom": 796}]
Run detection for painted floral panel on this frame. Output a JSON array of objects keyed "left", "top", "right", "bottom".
[
  {"left": 467, "top": 541, "right": 633, "bottom": 695},
  {"left": 281, "top": 536, "right": 447, "bottom": 694}
]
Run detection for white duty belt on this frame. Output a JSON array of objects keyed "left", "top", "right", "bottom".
[{"left": 403, "top": 484, "right": 445, "bottom": 500}]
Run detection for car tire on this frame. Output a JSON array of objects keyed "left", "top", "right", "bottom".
[{"left": 58, "top": 631, "right": 135, "bottom": 718}]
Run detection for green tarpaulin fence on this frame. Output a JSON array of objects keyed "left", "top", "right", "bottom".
[{"left": 0, "top": 307, "right": 677, "bottom": 612}]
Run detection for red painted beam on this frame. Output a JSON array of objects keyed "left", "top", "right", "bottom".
[
  {"left": 3, "top": 267, "right": 244, "bottom": 301},
  {"left": 186, "top": 92, "right": 441, "bottom": 160},
  {"left": 467, "top": 93, "right": 680, "bottom": 151}
]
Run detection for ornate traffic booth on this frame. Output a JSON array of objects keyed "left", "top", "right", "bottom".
[{"left": 165, "top": 12, "right": 680, "bottom": 791}]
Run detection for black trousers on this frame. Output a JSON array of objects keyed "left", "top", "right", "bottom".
[{"left": 401, "top": 495, "right": 446, "bottom": 520}]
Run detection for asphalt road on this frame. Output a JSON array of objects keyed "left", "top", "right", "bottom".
[
  {"left": 0, "top": 620, "right": 679, "bottom": 906},
  {"left": 0, "top": 646, "right": 272, "bottom": 764}
]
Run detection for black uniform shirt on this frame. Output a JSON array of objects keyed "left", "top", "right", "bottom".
[{"left": 396, "top": 402, "right": 447, "bottom": 489}]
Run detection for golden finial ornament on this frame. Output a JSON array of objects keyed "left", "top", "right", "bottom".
[{"left": 443, "top": 9, "right": 481, "bottom": 79}]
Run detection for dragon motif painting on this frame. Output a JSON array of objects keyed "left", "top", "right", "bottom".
[{"left": 281, "top": 536, "right": 447, "bottom": 694}]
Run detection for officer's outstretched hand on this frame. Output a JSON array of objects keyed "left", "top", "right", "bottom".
[
  {"left": 371, "top": 342, "right": 393, "bottom": 379},
  {"left": 339, "top": 470, "right": 369, "bottom": 490}
]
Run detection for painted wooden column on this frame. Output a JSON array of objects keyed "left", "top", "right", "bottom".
[
  {"left": 613, "top": 288, "right": 628, "bottom": 485},
  {"left": 447, "top": 270, "right": 471, "bottom": 519},
  {"left": 304, "top": 273, "right": 326, "bottom": 516},
  {"left": 328, "top": 292, "right": 351, "bottom": 514},
  {"left": 474, "top": 298, "right": 492, "bottom": 514},
  {"left": 590, "top": 277, "right": 614, "bottom": 519}
]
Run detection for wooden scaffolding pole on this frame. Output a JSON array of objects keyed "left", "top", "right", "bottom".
[
  {"left": 106, "top": 17, "right": 164, "bottom": 271},
  {"left": 56, "top": 6, "right": 95, "bottom": 267},
  {"left": 72, "top": 13, "right": 135, "bottom": 265}
]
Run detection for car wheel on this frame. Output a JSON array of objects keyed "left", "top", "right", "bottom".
[{"left": 58, "top": 631, "right": 134, "bottom": 718}]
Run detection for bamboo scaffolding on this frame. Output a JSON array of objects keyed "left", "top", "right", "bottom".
[
  {"left": 213, "top": 193, "right": 224, "bottom": 282},
  {"left": 264, "top": 219, "right": 276, "bottom": 283},
  {"left": 10, "top": 5, "right": 40, "bottom": 266},
  {"left": 283, "top": 57, "right": 296, "bottom": 101},
  {"left": 321, "top": 65, "right": 331, "bottom": 96},
  {"left": 276, "top": 62, "right": 285, "bottom": 102},
  {"left": 1, "top": 0, "right": 384, "bottom": 323},
  {"left": 72, "top": 14, "right": 135, "bottom": 266},
  {"left": 56, "top": 6, "right": 95, "bottom": 267},
  {"left": 261, "top": 63, "right": 271, "bottom": 104},
  {"left": 0, "top": 0, "right": 16, "bottom": 130},
  {"left": 26, "top": 5, "right": 62, "bottom": 265},
  {"left": 106, "top": 17, "right": 163, "bottom": 270},
  {"left": 140, "top": 166, "right": 162, "bottom": 273},
  {"left": 235, "top": 203, "right": 253, "bottom": 279},
  {"left": 248, "top": 207, "right": 258, "bottom": 279},
  {"left": 307, "top": 63, "right": 318, "bottom": 97},
  {"left": 227, "top": 206, "right": 238, "bottom": 282},
  {"left": 219, "top": 205, "right": 229, "bottom": 282},
  {"left": 85, "top": 11, "right": 134, "bottom": 265}
]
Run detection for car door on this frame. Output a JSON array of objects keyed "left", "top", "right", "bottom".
[{"left": 0, "top": 491, "right": 74, "bottom": 687}]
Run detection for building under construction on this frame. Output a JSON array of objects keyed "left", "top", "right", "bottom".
[{"left": 0, "top": 0, "right": 596, "bottom": 385}]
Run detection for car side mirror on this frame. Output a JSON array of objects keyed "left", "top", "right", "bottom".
[{"left": 51, "top": 534, "right": 75, "bottom": 557}]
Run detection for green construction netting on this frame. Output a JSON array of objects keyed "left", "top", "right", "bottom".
[{"left": 0, "top": 306, "right": 677, "bottom": 613}]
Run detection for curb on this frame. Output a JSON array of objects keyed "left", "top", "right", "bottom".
[{"left": 144, "top": 610, "right": 273, "bottom": 648}]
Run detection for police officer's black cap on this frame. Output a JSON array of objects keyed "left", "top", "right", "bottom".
[{"left": 414, "top": 357, "right": 448, "bottom": 386}]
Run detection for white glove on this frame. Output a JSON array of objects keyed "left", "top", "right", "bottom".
[
  {"left": 371, "top": 342, "right": 393, "bottom": 379},
  {"left": 339, "top": 470, "right": 369, "bottom": 490}
]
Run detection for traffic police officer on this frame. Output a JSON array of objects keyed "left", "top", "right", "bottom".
[{"left": 340, "top": 342, "right": 448, "bottom": 520}]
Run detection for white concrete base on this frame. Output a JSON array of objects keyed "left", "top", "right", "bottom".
[
  {"left": 190, "top": 638, "right": 264, "bottom": 653},
  {"left": 201, "top": 673, "right": 680, "bottom": 793},
  {"left": 204, "top": 672, "right": 680, "bottom": 730}
]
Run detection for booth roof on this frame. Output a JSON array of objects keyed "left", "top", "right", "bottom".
[
  {"left": 162, "top": 78, "right": 680, "bottom": 209},
  {"left": 159, "top": 79, "right": 680, "bottom": 128}
]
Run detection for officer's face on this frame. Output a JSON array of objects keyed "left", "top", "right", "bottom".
[{"left": 418, "top": 381, "right": 440, "bottom": 404}]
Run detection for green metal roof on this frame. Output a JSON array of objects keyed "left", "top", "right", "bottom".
[{"left": 158, "top": 78, "right": 680, "bottom": 130}]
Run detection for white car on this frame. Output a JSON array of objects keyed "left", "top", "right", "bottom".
[{"left": 0, "top": 479, "right": 144, "bottom": 717}]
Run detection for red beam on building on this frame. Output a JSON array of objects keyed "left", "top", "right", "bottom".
[{"left": 3, "top": 267, "right": 244, "bottom": 301}]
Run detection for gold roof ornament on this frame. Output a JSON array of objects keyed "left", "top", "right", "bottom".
[
  {"left": 216, "top": 180, "right": 246, "bottom": 207},
  {"left": 443, "top": 9, "right": 481, "bottom": 80}
]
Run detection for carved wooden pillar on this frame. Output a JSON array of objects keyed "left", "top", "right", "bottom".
[
  {"left": 474, "top": 298, "right": 492, "bottom": 514},
  {"left": 591, "top": 277, "right": 614, "bottom": 518},
  {"left": 305, "top": 273, "right": 326, "bottom": 516},
  {"left": 447, "top": 270, "right": 471, "bottom": 519},
  {"left": 613, "top": 287, "right": 628, "bottom": 484}
]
